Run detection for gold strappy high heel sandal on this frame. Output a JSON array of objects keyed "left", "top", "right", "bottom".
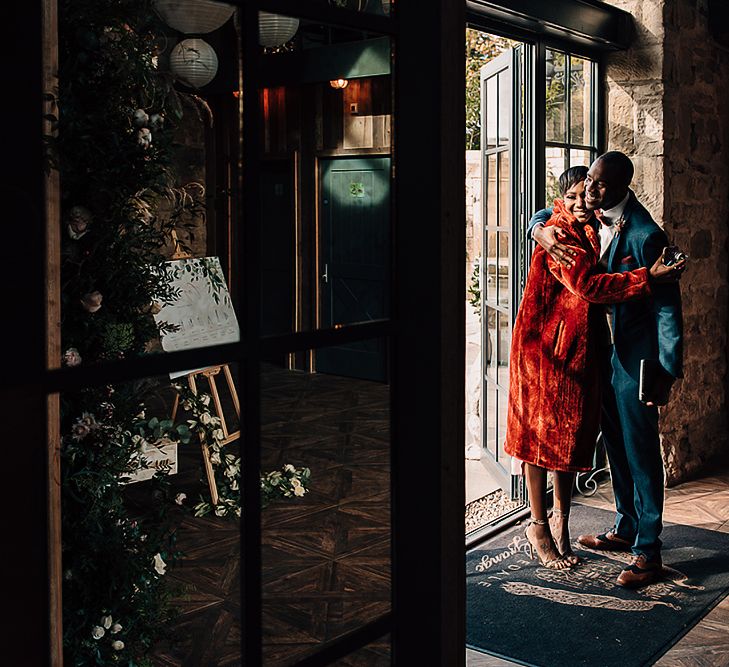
[
  {"left": 549, "top": 507, "right": 580, "bottom": 566},
  {"left": 524, "top": 517, "right": 573, "bottom": 570}
]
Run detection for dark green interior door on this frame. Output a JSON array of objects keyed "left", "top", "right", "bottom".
[{"left": 317, "top": 157, "right": 390, "bottom": 382}]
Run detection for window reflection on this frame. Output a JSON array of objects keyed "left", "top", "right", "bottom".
[
  {"left": 570, "top": 55, "right": 592, "bottom": 146},
  {"left": 546, "top": 49, "right": 567, "bottom": 143},
  {"left": 545, "top": 147, "right": 567, "bottom": 204}
]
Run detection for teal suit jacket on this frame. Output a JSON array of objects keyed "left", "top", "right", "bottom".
[{"left": 527, "top": 192, "right": 683, "bottom": 380}]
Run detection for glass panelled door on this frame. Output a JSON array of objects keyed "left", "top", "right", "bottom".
[
  {"left": 480, "top": 48, "right": 522, "bottom": 496},
  {"left": 545, "top": 50, "right": 599, "bottom": 204}
]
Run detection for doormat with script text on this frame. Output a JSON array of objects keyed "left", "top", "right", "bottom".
[{"left": 466, "top": 503, "right": 729, "bottom": 666}]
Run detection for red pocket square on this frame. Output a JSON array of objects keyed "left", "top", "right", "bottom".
[{"left": 620, "top": 255, "right": 636, "bottom": 264}]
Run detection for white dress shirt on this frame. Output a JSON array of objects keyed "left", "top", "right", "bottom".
[{"left": 597, "top": 191, "right": 630, "bottom": 260}]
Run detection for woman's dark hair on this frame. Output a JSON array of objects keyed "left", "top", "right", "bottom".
[{"left": 559, "top": 165, "right": 589, "bottom": 195}]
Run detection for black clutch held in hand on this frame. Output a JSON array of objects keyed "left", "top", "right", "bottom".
[
  {"left": 662, "top": 245, "right": 688, "bottom": 266},
  {"left": 639, "top": 359, "right": 674, "bottom": 406}
]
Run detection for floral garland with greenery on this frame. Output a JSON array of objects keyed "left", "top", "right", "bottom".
[
  {"left": 53, "top": 0, "right": 200, "bottom": 663},
  {"left": 171, "top": 383, "right": 311, "bottom": 518}
]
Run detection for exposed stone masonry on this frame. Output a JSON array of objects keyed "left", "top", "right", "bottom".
[{"left": 605, "top": 0, "right": 729, "bottom": 483}]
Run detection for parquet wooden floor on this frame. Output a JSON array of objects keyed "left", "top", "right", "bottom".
[
  {"left": 149, "top": 364, "right": 392, "bottom": 667},
  {"left": 467, "top": 467, "right": 729, "bottom": 667}
]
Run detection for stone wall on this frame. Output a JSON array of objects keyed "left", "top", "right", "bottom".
[{"left": 605, "top": 0, "right": 729, "bottom": 484}]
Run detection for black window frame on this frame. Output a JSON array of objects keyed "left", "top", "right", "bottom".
[{"left": 19, "top": 0, "right": 632, "bottom": 665}]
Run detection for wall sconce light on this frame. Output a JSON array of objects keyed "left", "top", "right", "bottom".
[{"left": 330, "top": 79, "right": 349, "bottom": 89}]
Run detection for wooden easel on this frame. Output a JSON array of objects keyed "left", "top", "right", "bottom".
[
  {"left": 171, "top": 365, "right": 240, "bottom": 506},
  {"left": 168, "top": 237, "right": 240, "bottom": 506}
]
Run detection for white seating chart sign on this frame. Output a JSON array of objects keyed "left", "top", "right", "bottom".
[{"left": 154, "top": 256, "right": 239, "bottom": 378}]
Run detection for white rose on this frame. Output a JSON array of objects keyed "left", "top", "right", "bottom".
[
  {"left": 214, "top": 504, "right": 226, "bottom": 517},
  {"left": 111, "top": 640, "right": 125, "bottom": 651},
  {"left": 153, "top": 553, "right": 167, "bottom": 576},
  {"left": 110, "top": 623, "right": 123, "bottom": 634},
  {"left": 132, "top": 108, "right": 149, "bottom": 127},
  {"left": 91, "top": 626, "right": 105, "bottom": 640},
  {"left": 101, "top": 615, "right": 113, "bottom": 629},
  {"left": 291, "top": 477, "right": 302, "bottom": 488},
  {"left": 210, "top": 452, "right": 221, "bottom": 465},
  {"left": 80, "top": 290, "right": 103, "bottom": 313},
  {"left": 137, "top": 127, "right": 152, "bottom": 149},
  {"left": 175, "top": 493, "right": 187, "bottom": 505},
  {"left": 200, "top": 394, "right": 211, "bottom": 406},
  {"left": 213, "top": 429, "right": 224, "bottom": 441},
  {"left": 63, "top": 347, "right": 82, "bottom": 367},
  {"left": 71, "top": 421, "right": 91, "bottom": 440},
  {"left": 294, "top": 485, "right": 306, "bottom": 497},
  {"left": 66, "top": 206, "right": 93, "bottom": 239},
  {"left": 200, "top": 412, "right": 212, "bottom": 425},
  {"left": 230, "top": 479, "right": 239, "bottom": 491},
  {"left": 284, "top": 464, "right": 296, "bottom": 473}
]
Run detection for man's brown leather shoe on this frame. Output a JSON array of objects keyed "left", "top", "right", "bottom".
[
  {"left": 616, "top": 554, "right": 663, "bottom": 588},
  {"left": 577, "top": 530, "right": 632, "bottom": 551}
]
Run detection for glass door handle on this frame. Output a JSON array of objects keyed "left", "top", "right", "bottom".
[{"left": 321, "top": 263, "right": 329, "bottom": 283}]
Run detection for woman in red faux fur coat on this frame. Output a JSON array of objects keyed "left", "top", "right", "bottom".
[{"left": 504, "top": 166, "right": 681, "bottom": 569}]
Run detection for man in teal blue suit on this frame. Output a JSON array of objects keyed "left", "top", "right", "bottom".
[{"left": 528, "top": 151, "right": 684, "bottom": 588}]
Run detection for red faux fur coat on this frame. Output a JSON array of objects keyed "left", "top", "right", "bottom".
[{"left": 504, "top": 200, "right": 652, "bottom": 472}]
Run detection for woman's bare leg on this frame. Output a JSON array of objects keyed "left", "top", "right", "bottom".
[
  {"left": 524, "top": 463, "right": 570, "bottom": 569},
  {"left": 551, "top": 471, "right": 579, "bottom": 564}
]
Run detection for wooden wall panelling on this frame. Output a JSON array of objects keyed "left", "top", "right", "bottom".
[{"left": 300, "top": 84, "right": 317, "bottom": 341}]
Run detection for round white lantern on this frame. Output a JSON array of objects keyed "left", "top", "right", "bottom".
[
  {"left": 258, "top": 12, "right": 300, "bottom": 47},
  {"left": 169, "top": 38, "right": 219, "bottom": 88},
  {"left": 154, "top": 0, "right": 235, "bottom": 34}
]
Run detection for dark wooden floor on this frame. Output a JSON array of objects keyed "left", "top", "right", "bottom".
[{"left": 149, "top": 364, "right": 392, "bottom": 667}]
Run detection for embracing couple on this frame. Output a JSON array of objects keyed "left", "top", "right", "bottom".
[{"left": 505, "top": 151, "right": 686, "bottom": 589}]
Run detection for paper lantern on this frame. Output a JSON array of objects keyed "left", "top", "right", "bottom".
[
  {"left": 154, "top": 0, "right": 235, "bottom": 34},
  {"left": 169, "top": 38, "right": 219, "bottom": 88},
  {"left": 258, "top": 12, "right": 300, "bottom": 47}
]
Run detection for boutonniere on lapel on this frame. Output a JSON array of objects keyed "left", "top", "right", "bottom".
[{"left": 614, "top": 216, "right": 626, "bottom": 233}]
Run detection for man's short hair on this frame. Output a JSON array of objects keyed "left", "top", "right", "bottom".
[
  {"left": 597, "top": 151, "right": 634, "bottom": 187},
  {"left": 559, "top": 165, "right": 589, "bottom": 195}
]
